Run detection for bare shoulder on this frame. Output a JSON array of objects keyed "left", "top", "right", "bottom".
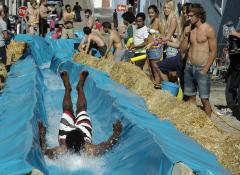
[
  {"left": 155, "top": 17, "right": 161, "bottom": 23},
  {"left": 89, "top": 33, "right": 94, "bottom": 39},
  {"left": 203, "top": 23, "right": 215, "bottom": 32},
  {"left": 172, "top": 15, "right": 178, "bottom": 21}
]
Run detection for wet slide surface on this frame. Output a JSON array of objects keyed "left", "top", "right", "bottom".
[{"left": 0, "top": 35, "right": 230, "bottom": 175}]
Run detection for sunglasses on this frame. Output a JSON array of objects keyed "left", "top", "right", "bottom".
[{"left": 188, "top": 14, "right": 196, "bottom": 17}]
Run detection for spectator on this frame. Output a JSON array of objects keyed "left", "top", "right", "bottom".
[
  {"left": 129, "top": 13, "right": 149, "bottom": 69},
  {"left": 155, "top": 3, "right": 192, "bottom": 87},
  {"left": 73, "top": 2, "right": 82, "bottom": 22},
  {"left": 61, "top": 21, "right": 75, "bottom": 39},
  {"left": 80, "top": 26, "right": 107, "bottom": 57},
  {"left": 49, "top": 16, "right": 56, "bottom": 32},
  {"left": 144, "top": 5, "right": 163, "bottom": 88},
  {"left": 160, "top": 0, "right": 180, "bottom": 58},
  {"left": 95, "top": 18, "right": 102, "bottom": 31},
  {"left": 56, "top": 2, "right": 63, "bottom": 20},
  {"left": 62, "top": 5, "right": 75, "bottom": 39},
  {"left": 63, "top": 4, "right": 75, "bottom": 24},
  {"left": 0, "top": 5, "right": 9, "bottom": 69},
  {"left": 52, "top": 23, "right": 63, "bottom": 39},
  {"left": 180, "top": 3, "right": 217, "bottom": 117},
  {"left": 39, "top": 0, "right": 50, "bottom": 37},
  {"left": 113, "top": 9, "right": 118, "bottom": 30},
  {"left": 102, "top": 21, "right": 123, "bottom": 59},
  {"left": 84, "top": 9, "right": 94, "bottom": 29},
  {"left": 121, "top": 11, "right": 135, "bottom": 44},
  {"left": 25, "top": 0, "right": 39, "bottom": 35}
]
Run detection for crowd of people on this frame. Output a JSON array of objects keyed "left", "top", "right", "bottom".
[
  {"left": 78, "top": 1, "right": 240, "bottom": 119},
  {"left": 79, "top": 1, "right": 218, "bottom": 118}
]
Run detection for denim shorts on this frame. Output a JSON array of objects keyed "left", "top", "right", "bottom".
[
  {"left": 147, "top": 47, "right": 162, "bottom": 60},
  {"left": 184, "top": 62, "right": 211, "bottom": 99}
]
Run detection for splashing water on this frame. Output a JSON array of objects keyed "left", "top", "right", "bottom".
[
  {"left": 45, "top": 108, "right": 61, "bottom": 147},
  {"left": 45, "top": 152, "right": 106, "bottom": 175},
  {"left": 43, "top": 70, "right": 64, "bottom": 90}
]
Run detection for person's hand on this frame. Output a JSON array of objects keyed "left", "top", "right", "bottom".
[
  {"left": 145, "top": 42, "right": 153, "bottom": 50},
  {"left": 129, "top": 45, "right": 135, "bottom": 51},
  {"left": 44, "top": 149, "right": 54, "bottom": 159},
  {"left": 113, "top": 120, "right": 122, "bottom": 136},
  {"left": 200, "top": 67, "right": 209, "bottom": 75},
  {"left": 184, "top": 25, "right": 191, "bottom": 37},
  {"left": 230, "top": 31, "right": 240, "bottom": 38},
  {"left": 162, "top": 37, "right": 169, "bottom": 43}
]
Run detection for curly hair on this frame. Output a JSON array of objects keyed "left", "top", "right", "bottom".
[
  {"left": 189, "top": 3, "right": 206, "bottom": 23},
  {"left": 84, "top": 9, "right": 92, "bottom": 15},
  {"left": 83, "top": 26, "right": 92, "bottom": 35},
  {"left": 136, "top": 12, "right": 146, "bottom": 21},
  {"left": 65, "top": 129, "right": 86, "bottom": 153}
]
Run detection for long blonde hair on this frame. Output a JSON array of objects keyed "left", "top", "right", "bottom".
[{"left": 161, "top": 0, "right": 180, "bottom": 35}]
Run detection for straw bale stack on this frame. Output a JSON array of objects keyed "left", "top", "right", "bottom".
[
  {"left": 0, "top": 41, "right": 27, "bottom": 90},
  {"left": 0, "top": 63, "right": 7, "bottom": 89},
  {"left": 73, "top": 53, "right": 240, "bottom": 175},
  {"left": 6, "top": 41, "right": 27, "bottom": 65}
]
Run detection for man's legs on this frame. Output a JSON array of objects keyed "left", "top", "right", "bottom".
[
  {"left": 196, "top": 66, "right": 212, "bottom": 117},
  {"left": 76, "top": 70, "right": 89, "bottom": 114},
  {"left": 60, "top": 71, "right": 74, "bottom": 114},
  {"left": 201, "top": 98, "right": 212, "bottom": 117}
]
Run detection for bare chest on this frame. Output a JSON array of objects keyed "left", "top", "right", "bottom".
[
  {"left": 190, "top": 28, "right": 207, "bottom": 44},
  {"left": 29, "top": 8, "right": 38, "bottom": 17}
]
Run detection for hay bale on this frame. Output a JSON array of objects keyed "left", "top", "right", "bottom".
[
  {"left": 74, "top": 53, "right": 240, "bottom": 175},
  {"left": 6, "top": 41, "right": 27, "bottom": 65},
  {"left": 0, "top": 63, "right": 7, "bottom": 90}
]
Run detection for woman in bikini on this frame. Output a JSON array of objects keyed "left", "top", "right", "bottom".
[{"left": 145, "top": 5, "right": 164, "bottom": 89}]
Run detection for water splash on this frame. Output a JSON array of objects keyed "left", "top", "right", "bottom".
[
  {"left": 45, "top": 108, "right": 61, "bottom": 147},
  {"left": 43, "top": 70, "right": 63, "bottom": 90},
  {"left": 45, "top": 151, "right": 107, "bottom": 175}
]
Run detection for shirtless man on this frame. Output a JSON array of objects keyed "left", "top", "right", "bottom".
[
  {"left": 63, "top": 4, "right": 75, "bottom": 23},
  {"left": 80, "top": 26, "right": 107, "bottom": 57},
  {"left": 62, "top": 5, "right": 75, "bottom": 39},
  {"left": 84, "top": 9, "right": 94, "bottom": 29},
  {"left": 180, "top": 3, "right": 217, "bottom": 117},
  {"left": 25, "top": 0, "right": 39, "bottom": 35},
  {"left": 102, "top": 22, "right": 123, "bottom": 59},
  {"left": 39, "top": 0, "right": 51, "bottom": 37},
  {"left": 42, "top": 71, "right": 122, "bottom": 158}
]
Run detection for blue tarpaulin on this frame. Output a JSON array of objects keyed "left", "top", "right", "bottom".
[{"left": 0, "top": 35, "right": 230, "bottom": 175}]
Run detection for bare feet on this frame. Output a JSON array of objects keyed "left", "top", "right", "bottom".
[
  {"left": 60, "top": 71, "right": 72, "bottom": 90},
  {"left": 77, "top": 70, "right": 89, "bottom": 90}
]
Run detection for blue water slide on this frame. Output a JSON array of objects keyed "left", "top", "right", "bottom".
[{"left": 0, "top": 35, "right": 230, "bottom": 175}]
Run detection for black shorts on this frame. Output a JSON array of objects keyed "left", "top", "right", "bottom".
[
  {"left": 97, "top": 44, "right": 107, "bottom": 56},
  {"left": 0, "top": 46, "right": 7, "bottom": 65}
]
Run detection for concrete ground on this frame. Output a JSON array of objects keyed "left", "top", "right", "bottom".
[{"left": 198, "top": 79, "right": 240, "bottom": 135}]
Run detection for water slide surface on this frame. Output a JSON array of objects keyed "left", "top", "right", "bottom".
[{"left": 0, "top": 35, "right": 230, "bottom": 175}]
